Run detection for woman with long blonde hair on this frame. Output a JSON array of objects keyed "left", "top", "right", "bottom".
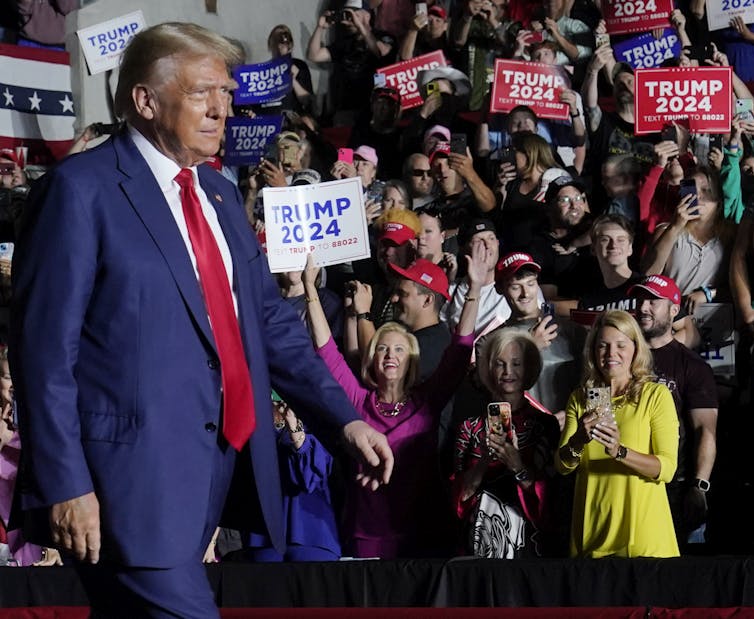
[{"left": 555, "top": 310, "right": 680, "bottom": 558}]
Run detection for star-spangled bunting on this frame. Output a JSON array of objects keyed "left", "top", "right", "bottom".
[{"left": 0, "top": 43, "right": 75, "bottom": 165}]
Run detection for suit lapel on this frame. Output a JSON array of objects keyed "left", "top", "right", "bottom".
[{"left": 112, "top": 133, "right": 216, "bottom": 350}]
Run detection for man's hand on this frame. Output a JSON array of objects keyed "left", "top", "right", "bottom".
[
  {"left": 330, "top": 160, "right": 357, "bottom": 179},
  {"left": 341, "top": 420, "right": 394, "bottom": 490},
  {"left": 448, "top": 150, "right": 475, "bottom": 180},
  {"left": 50, "top": 492, "right": 101, "bottom": 564},
  {"left": 589, "top": 44, "right": 614, "bottom": 74},
  {"left": 350, "top": 280, "right": 373, "bottom": 315},
  {"left": 530, "top": 314, "right": 559, "bottom": 349},
  {"left": 420, "top": 91, "right": 443, "bottom": 119},
  {"left": 653, "top": 140, "right": 680, "bottom": 167},
  {"left": 33, "top": 547, "right": 63, "bottom": 567},
  {"left": 260, "top": 159, "right": 287, "bottom": 188}
]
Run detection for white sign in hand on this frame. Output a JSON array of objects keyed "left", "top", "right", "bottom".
[
  {"left": 263, "top": 177, "right": 370, "bottom": 273},
  {"left": 77, "top": 11, "right": 146, "bottom": 75}
]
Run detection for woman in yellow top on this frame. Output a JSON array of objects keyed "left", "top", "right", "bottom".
[{"left": 555, "top": 310, "right": 679, "bottom": 558}]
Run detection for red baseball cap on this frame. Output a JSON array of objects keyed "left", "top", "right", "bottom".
[
  {"left": 628, "top": 275, "right": 681, "bottom": 305},
  {"left": 495, "top": 252, "right": 541, "bottom": 285},
  {"left": 428, "top": 6, "right": 447, "bottom": 19},
  {"left": 429, "top": 141, "right": 450, "bottom": 165},
  {"left": 389, "top": 259, "right": 450, "bottom": 300},
  {"left": 379, "top": 221, "right": 417, "bottom": 246}
]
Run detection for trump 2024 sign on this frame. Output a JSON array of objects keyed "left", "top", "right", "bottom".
[
  {"left": 489, "top": 59, "right": 570, "bottom": 120},
  {"left": 634, "top": 66, "right": 732, "bottom": 134}
]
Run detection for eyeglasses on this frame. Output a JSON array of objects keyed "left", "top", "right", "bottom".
[
  {"left": 412, "top": 169, "right": 432, "bottom": 178},
  {"left": 557, "top": 193, "right": 587, "bottom": 205}
]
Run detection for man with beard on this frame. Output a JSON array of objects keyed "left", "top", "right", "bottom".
[
  {"left": 582, "top": 50, "right": 656, "bottom": 208},
  {"left": 401, "top": 67, "right": 476, "bottom": 155},
  {"left": 349, "top": 86, "right": 403, "bottom": 180},
  {"left": 428, "top": 142, "right": 496, "bottom": 248},
  {"left": 630, "top": 275, "right": 718, "bottom": 549},
  {"left": 399, "top": 4, "right": 451, "bottom": 60},
  {"left": 528, "top": 175, "right": 595, "bottom": 301},
  {"left": 307, "top": 0, "right": 395, "bottom": 124}
]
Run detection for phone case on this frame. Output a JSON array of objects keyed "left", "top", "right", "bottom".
[
  {"left": 586, "top": 387, "right": 611, "bottom": 418},
  {"left": 487, "top": 402, "right": 512, "bottom": 439}
]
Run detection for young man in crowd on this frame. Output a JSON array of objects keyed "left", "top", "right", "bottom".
[
  {"left": 493, "top": 252, "right": 584, "bottom": 418},
  {"left": 528, "top": 175, "right": 595, "bottom": 304},
  {"left": 630, "top": 275, "right": 718, "bottom": 549},
  {"left": 441, "top": 218, "right": 512, "bottom": 337}
]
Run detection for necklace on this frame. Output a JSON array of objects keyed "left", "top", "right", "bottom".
[{"left": 376, "top": 396, "right": 408, "bottom": 417}]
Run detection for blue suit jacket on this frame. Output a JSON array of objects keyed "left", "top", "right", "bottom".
[{"left": 9, "top": 131, "right": 358, "bottom": 567}]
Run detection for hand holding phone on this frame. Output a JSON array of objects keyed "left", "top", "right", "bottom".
[
  {"left": 487, "top": 402, "right": 513, "bottom": 442},
  {"left": 450, "top": 133, "right": 467, "bottom": 155},
  {"left": 338, "top": 147, "right": 354, "bottom": 165},
  {"left": 678, "top": 178, "right": 699, "bottom": 215}
]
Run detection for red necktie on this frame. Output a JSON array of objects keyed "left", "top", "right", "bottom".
[{"left": 175, "top": 169, "right": 256, "bottom": 450}]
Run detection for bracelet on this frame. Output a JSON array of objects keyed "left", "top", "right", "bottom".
[
  {"left": 356, "top": 312, "right": 371, "bottom": 321},
  {"left": 464, "top": 295, "right": 478, "bottom": 302},
  {"left": 728, "top": 143, "right": 740, "bottom": 151},
  {"left": 288, "top": 419, "right": 304, "bottom": 435},
  {"left": 699, "top": 286, "right": 713, "bottom": 303},
  {"left": 514, "top": 468, "right": 532, "bottom": 483},
  {"left": 567, "top": 441, "right": 583, "bottom": 460},
  {"left": 305, "top": 296, "right": 320, "bottom": 303},
  {"left": 570, "top": 110, "right": 581, "bottom": 119}
]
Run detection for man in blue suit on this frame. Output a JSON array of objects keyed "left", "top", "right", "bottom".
[{"left": 9, "top": 22, "right": 393, "bottom": 618}]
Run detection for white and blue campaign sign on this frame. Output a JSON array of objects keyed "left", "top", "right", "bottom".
[
  {"left": 76, "top": 10, "right": 146, "bottom": 75},
  {"left": 613, "top": 29, "right": 680, "bottom": 69},
  {"left": 707, "top": 0, "right": 754, "bottom": 32},
  {"left": 233, "top": 56, "right": 292, "bottom": 105},
  {"left": 263, "top": 177, "right": 370, "bottom": 273},
  {"left": 223, "top": 115, "right": 283, "bottom": 166}
]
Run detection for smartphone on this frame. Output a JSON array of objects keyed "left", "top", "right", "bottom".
[
  {"left": 710, "top": 134, "right": 724, "bottom": 151},
  {"left": 586, "top": 387, "right": 611, "bottom": 418},
  {"left": 736, "top": 98, "right": 754, "bottom": 122},
  {"left": 487, "top": 402, "right": 513, "bottom": 441},
  {"left": 679, "top": 178, "right": 699, "bottom": 214},
  {"left": 528, "top": 30, "right": 544, "bottom": 44},
  {"left": 500, "top": 146, "right": 517, "bottom": 167},
  {"left": 0, "top": 162, "right": 13, "bottom": 175},
  {"left": 416, "top": 2, "right": 427, "bottom": 14},
  {"left": 595, "top": 33, "right": 610, "bottom": 48},
  {"left": 661, "top": 125, "right": 677, "bottom": 144},
  {"left": 425, "top": 81, "right": 441, "bottom": 98},
  {"left": 450, "top": 133, "right": 467, "bottom": 155},
  {"left": 338, "top": 147, "right": 354, "bottom": 165},
  {"left": 541, "top": 301, "right": 555, "bottom": 317},
  {"left": 263, "top": 140, "right": 279, "bottom": 166}
]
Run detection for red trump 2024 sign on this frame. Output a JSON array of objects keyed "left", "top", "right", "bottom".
[{"left": 634, "top": 66, "right": 732, "bottom": 135}]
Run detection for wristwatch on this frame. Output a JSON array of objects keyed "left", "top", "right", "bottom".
[
  {"left": 355, "top": 312, "right": 371, "bottom": 321},
  {"left": 614, "top": 444, "right": 628, "bottom": 461},
  {"left": 695, "top": 478, "right": 711, "bottom": 492},
  {"left": 514, "top": 468, "right": 532, "bottom": 483}
]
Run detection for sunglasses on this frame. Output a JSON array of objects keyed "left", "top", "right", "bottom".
[
  {"left": 412, "top": 169, "right": 432, "bottom": 178},
  {"left": 557, "top": 193, "right": 587, "bottom": 205}
]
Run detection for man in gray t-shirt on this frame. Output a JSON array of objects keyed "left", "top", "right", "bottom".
[{"left": 490, "top": 252, "right": 586, "bottom": 422}]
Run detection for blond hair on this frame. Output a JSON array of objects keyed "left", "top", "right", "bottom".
[
  {"left": 581, "top": 310, "right": 655, "bottom": 403},
  {"left": 114, "top": 22, "right": 243, "bottom": 122},
  {"left": 476, "top": 329, "right": 542, "bottom": 396},
  {"left": 361, "top": 322, "right": 420, "bottom": 391}
]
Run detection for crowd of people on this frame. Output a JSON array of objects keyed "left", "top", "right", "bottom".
[{"left": 1, "top": 0, "right": 754, "bottom": 572}]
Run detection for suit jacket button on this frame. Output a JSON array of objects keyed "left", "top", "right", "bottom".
[
  {"left": 205, "top": 422, "right": 217, "bottom": 432},
  {"left": 207, "top": 358, "right": 220, "bottom": 370}
]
